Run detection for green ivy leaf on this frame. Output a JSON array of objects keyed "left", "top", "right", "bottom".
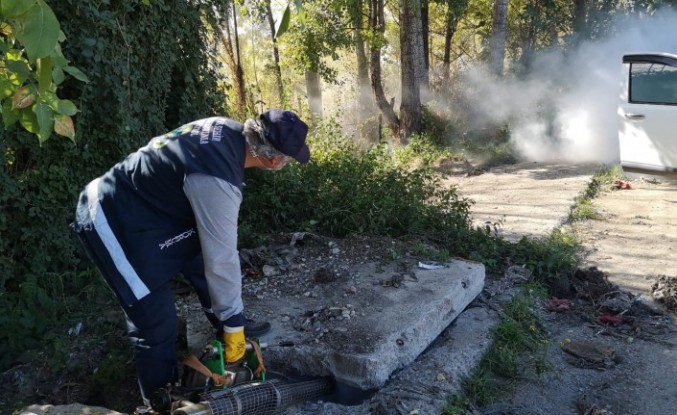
[
  {"left": 1, "top": 0, "right": 38, "bottom": 18},
  {"left": 52, "top": 66, "right": 64, "bottom": 85},
  {"left": 63, "top": 66, "right": 89, "bottom": 83},
  {"left": 0, "top": 21, "right": 12, "bottom": 37},
  {"left": 49, "top": 44, "right": 69, "bottom": 66},
  {"left": 1, "top": 99, "right": 20, "bottom": 127},
  {"left": 6, "top": 48, "right": 24, "bottom": 61},
  {"left": 16, "top": 0, "right": 61, "bottom": 62},
  {"left": 54, "top": 113, "right": 74, "bottom": 141},
  {"left": 5, "top": 59, "right": 30, "bottom": 81},
  {"left": 275, "top": 5, "right": 291, "bottom": 39},
  {"left": 11, "top": 86, "right": 35, "bottom": 109},
  {"left": 0, "top": 79, "right": 15, "bottom": 98},
  {"left": 19, "top": 106, "right": 38, "bottom": 134},
  {"left": 33, "top": 101, "right": 53, "bottom": 140},
  {"left": 54, "top": 99, "right": 78, "bottom": 116}
]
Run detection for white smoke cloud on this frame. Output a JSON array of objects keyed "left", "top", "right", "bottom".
[{"left": 458, "top": 8, "right": 677, "bottom": 163}]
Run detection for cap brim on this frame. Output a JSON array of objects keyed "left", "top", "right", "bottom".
[{"left": 294, "top": 144, "right": 311, "bottom": 164}]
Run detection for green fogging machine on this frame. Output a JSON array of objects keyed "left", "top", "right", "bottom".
[{"left": 144, "top": 339, "right": 334, "bottom": 415}]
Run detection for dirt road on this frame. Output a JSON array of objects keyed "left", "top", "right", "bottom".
[
  {"left": 445, "top": 161, "right": 677, "bottom": 296},
  {"left": 442, "top": 162, "right": 600, "bottom": 241},
  {"left": 449, "top": 162, "right": 677, "bottom": 415},
  {"left": 571, "top": 176, "right": 677, "bottom": 296}
]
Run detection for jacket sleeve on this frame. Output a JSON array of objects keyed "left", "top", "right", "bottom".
[{"left": 183, "top": 173, "right": 244, "bottom": 322}]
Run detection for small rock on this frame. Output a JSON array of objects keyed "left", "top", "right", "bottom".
[{"left": 262, "top": 265, "right": 278, "bottom": 277}]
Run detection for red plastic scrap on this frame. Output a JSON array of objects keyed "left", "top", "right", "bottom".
[
  {"left": 613, "top": 180, "right": 632, "bottom": 190},
  {"left": 599, "top": 313, "right": 624, "bottom": 326},
  {"left": 545, "top": 298, "right": 571, "bottom": 312}
]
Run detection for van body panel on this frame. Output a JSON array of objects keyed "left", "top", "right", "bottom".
[{"left": 618, "top": 53, "right": 677, "bottom": 177}]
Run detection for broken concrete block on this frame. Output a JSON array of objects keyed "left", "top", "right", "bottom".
[{"left": 247, "top": 259, "right": 485, "bottom": 389}]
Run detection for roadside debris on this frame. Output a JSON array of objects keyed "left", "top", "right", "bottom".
[
  {"left": 598, "top": 313, "right": 623, "bottom": 326},
  {"left": 543, "top": 267, "right": 677, "bottom": 343},
  {"left": 612, "top": 180, "right": 632, "bottom": 190},
  {"left": 572, "top": 267, "right": 616, "bottom": 303},
  {"left": 68, "top": 322, "right": 83, "bottom": 336},
  {"left": 651, "top": 275, "right": 677, "bottom": 312},
  {"left": 417, "top": 261, "right": 446, "bottom": 270},
  {"left": 561, "top": 340, "right": 619, "bottom": 369},
  {"left": 504, "top": 264, "right": 532, "bottom": 283},
  {"left": 545, "top": 298, "right": 571, "bottom": 312}
]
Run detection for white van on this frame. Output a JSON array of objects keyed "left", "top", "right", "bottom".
[{"left": 618, "top": 53, "right": 677, "bottom": 178}]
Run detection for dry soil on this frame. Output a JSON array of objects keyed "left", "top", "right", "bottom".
[{"left": 447, "top": 162, "right": 677, "bottom": 415}]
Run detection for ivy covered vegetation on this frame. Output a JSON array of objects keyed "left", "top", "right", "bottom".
[{"left": 0, "top": 0, "right": 227, "bottom": 370}]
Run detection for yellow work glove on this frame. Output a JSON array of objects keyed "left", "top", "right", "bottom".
[{"left": 222, "top": 325, "right": 246, "bottom": 364}]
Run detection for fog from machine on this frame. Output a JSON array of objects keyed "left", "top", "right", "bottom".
[{"left": 458, "top": 9, "right": 677, "bottom": 163}]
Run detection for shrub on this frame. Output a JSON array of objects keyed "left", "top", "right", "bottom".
[{"left": 240, "top": 119, "right": 474, "bottom": 243}]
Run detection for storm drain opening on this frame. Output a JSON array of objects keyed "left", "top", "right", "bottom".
[{"left": 322, "top": 380, "right": 377, "bottom": 406}]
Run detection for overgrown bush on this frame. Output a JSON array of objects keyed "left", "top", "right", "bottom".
[
  {"left": 240, "top": 119, "right": 474, "bottom": 244},
  {"left": 0, "top": 0, "right": 228, "bottom": 370}
]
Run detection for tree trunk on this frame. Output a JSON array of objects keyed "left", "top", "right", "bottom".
[
  {"left": 368, "top": 0, "right": 399, "bottom": 138},
  {"left": 399, "top": 0, "right": 423, "bottom": 140},
  {"left": 489, "top": 0, "right": 508, "bottom": 77},
  {"left": 572, "top": 0, "right": 587, "bottom": 42},
  {"left": 351, "top": 0, "right": 374, "bottom": 119},
  {"left": 421, "top": 0, "right": 429, "bottom": 85},
  {"left": 207, "top": 7, "right": 248, "bottom": 118},
  {"left": 442, "top": 0, "right": 467, "bottom": 83},
  {"left": 517, "top": 3, "right": 536, "bottom": 75},
  {"left": 305, "top": 69, "right": 323, "bottom": 123},
  {"left": 230, "top": 2, "right": 247, "bottom": 116},
  {"left": 265, "top": 0, "right": 285, "bottom": 106}
]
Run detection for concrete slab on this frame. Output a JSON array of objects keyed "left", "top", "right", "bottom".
[{"left": 223, "top": 259, "right": 486, "bottom": 390}]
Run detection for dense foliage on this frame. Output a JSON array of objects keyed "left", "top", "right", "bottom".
[
  {"left": 0, "top": 0, "right": 87, "bottom": 142},
  {"left": 241, "top": 120, "right": 473, "bottom": 241},
  {"left": 0, "top": 0, "right": 227, "bottom": 370}
]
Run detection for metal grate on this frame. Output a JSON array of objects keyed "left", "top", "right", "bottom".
[{"left": 204, "top": 378, "right": 334, "bottom": 415}]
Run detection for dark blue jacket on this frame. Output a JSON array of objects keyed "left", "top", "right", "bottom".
[{"left": 74, "top": 117, "right": 246, "bottom": 305}]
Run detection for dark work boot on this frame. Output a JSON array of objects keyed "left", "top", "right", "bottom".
[{"left": 244, "top": 318, "right": 271, "bottom": 337}]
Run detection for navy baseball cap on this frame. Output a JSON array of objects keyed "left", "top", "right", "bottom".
[{"left": 259, "top": 109, "right": 310, "bottom": 164}]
